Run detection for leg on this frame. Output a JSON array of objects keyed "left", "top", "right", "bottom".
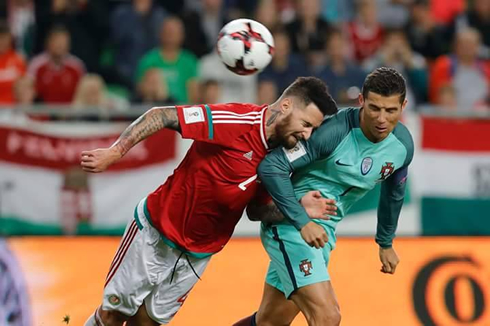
[
  {"left": 126, "top": 303, "right": 159, "bottom": 326},
  {"left": 233, "top": 283, "right": 299, "bottom": 326},
  {"left": 256, "top": 283, "right": 299, "bottom": 326},
  {"left": 290, "top": 281, "right": 341, "bottom": 326}
]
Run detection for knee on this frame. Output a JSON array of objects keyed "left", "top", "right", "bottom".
[
  {"left": 305, "top": 306, "right": 341, "bottom": 326},
  {"left": 256, "top": 309, "right": 296, "bottom": 326}
]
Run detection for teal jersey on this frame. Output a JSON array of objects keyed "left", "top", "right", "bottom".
[{"left": 258, "top": 108, "right": 414, "bottom": 248}]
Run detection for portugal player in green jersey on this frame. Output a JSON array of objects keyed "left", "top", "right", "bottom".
[{"left": 235, "top": 67, "right": 414, "bottom": 326}]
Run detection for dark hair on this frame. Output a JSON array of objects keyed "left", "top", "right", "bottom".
[
  {"left": 283, "top": 77, "right": 338, "bottom": 116},
  {"left": 362, "top": 67, "right": 407, "bottom": 103},
  {"left": 46, "top": 25, "right": 69, "bottom": 40}
]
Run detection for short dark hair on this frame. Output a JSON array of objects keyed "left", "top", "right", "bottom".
[
  {"left": 283, "top": 77, "right": 337, "bottom": 116},
  {"left": 362, "top": 67, "right": 407, "bottom": 104}
]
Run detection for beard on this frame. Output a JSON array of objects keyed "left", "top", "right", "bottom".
[{"left": 271, "top": 114, "right": 299, "bottom": 149}]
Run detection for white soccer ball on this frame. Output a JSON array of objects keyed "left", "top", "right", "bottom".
[{"left": 216, "top": 18, "right": 275, "bottom": 76}]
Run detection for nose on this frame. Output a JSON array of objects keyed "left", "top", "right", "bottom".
[
  {"left": 302, "top": 128, "right": 313, "bottom": 140},
  {"left": 377, "top": 111, "right": 387, "bottom": 124}
]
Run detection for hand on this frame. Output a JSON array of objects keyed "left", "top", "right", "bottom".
[
  {"left": 80, "top": 147, "right": 122, "bottom": 173},
  {"left": 300, "top": 191, "right": 337, "bottom": 219},
  {"left": 379, "top": 246, "right": 400, "bottom": 274},
  {"left": 300, "top": 222, "right": 328, "bottom": 249}
]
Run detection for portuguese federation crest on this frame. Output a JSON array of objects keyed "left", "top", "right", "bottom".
[
  {"left": 378, "top": 162, "right": 395, "bottom": 181},
  {"left": 299, "top": 259, "right": 313, "bottom": 276},
  {"left": 361, "top": 157, "right": 373, "bottom": 175}
]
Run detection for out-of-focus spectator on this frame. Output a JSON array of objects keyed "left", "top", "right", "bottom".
[
  {"left": 0, "top": 20, "right": 26, "bottom": 104},
  {"left": 376, "top": 0, "right": 411, "bottom": 28},
  {"left": 7, "top": 0, "right": 35, "bottom": 57},
  {"left": 28, "top": 25, "right": 85, "bottom": 103},
  {"left": 454, "top": 0, "right": 490, "bottom": 58},
  {"left": 285, "top": 0, "right": 332, "bottom": 55},
  {"left": 255, "top": 0, "right": 281, "bottom": 31},
  {"left": 201, "top": 79, "right": 221, "bottom": 104},
  {"left": 13, "top": 75, "right": 37, "bottom": 105},
  {"left": 364, "top": 29, "right": 428, "bottom": 105},
  {"left": 132, "top": 68, "right": 175, "bottom": 105},
  {"left": 199, "top": 50, "right": 257, "bottom": 103},
  {"left": 405, "top": 0, "right": 450, "bottom": 60},
  {"left": 72, "top": 74, "right": 107, "bottom": 108},
  {"left": 437, "top": 85, "right": 458, "bottom": 112},
  {"left": 34, "top": 0, "right": 109, "bottom": 73},
  {"left": 258, "top": 30, "right": 308, "bottom": 99},
  {"left": 431, "top": 0, "right": 465, "bottom": 26},
  {"left": 430, "top": 28, "right": 490, "bottom": 112},
  {"left": 347, "top": 0, "right": 384, "bottom": 63},
  {"left": 316, "top": 30, "right": 366, "bottom": 104},
  {"left": 320, "top": 0, "right": 355, "bottom": 23},
  {"left": 110, "top": 0, "right": 167, "bottom": 89},
  {"left": 257, "top": 79, "right": 278, "bottom": 104},
  {"left": 181, "top": 0, "right": 227, "bottom": 58},
  {"left": 136, "top": 17, "right": 199, "bottom": 104}
]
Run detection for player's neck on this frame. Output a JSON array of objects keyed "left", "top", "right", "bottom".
[{"left": 264, "top": 103, "right": 281, "bottom": 148}]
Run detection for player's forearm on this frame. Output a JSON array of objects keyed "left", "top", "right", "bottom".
[
  {"left": 112, "top": 106, "right": 180, "bottom": 157},
  {"left": 258, "top": 154, "right": 311, "bottom": 230},
  {"left": 247, "top": 202, "right": 285, "bottom": 223},
  {"left": 375, "top": 181, "right": 406, "bottom": 248}
]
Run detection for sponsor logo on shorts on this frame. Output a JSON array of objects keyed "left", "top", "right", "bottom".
[
  {"left": 108, "top": 294, "right": 121, "bottom": 305},
  {"left": 299, "top": 259, "right": 313, "bottom": 276}
]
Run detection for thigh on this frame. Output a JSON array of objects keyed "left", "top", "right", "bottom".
[
  {"left": 144, "top": 248, "right": 211, "bottom": 324},
  {"left": 261, "top": 223, "right": 331, "bottom": 298},
  {"left": 289, "top": 281, "right": 340, "bottom": 318},
  {"left": 256, "top": 282, "right": 299, "bottom": 326},
  {"left": 126, "top": 303, "right": 159, "bottom": 326}
]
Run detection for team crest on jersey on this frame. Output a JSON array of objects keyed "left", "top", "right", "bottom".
[
  {"left": 377, "top": 162, "right": 395, "bottom": 181},
  {"left": 361, "top": 157, "right": 373, "bottom": 175},
  {"left": 299, "top": 259, "right": 313, "bottom": 276}
]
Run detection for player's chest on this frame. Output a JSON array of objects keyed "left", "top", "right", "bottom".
[{"left": 324, "top": 138, "right": 406, "bottom": 189}]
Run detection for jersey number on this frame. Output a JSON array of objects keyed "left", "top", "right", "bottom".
[{"left": 238, "top": 175, "right": 257, "bottom": 191}]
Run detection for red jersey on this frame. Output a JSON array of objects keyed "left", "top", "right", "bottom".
[
  {"left": 0, "top": 50, "right": 26, "bottom": 104},
  {"left": 27, "top": 53, "right": 85, "bottom": 103},
  {"left": 146, "top": 103, "right": 270, "bottom": 255}
]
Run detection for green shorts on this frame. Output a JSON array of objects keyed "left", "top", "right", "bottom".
[{"left": 260, "top": 221, "right": 336, "bottom": 298}]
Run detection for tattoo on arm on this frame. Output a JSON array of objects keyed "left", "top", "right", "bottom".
[
  {"left": 247, "top": 201, "right": 285, "bottom": 223},
  {"left": 113, "top": 106, "right": 180, "bottom": 156}
]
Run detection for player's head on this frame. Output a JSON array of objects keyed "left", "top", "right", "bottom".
[
  {"left": 273, "top": 77, "right": 337, "bottom": 149},
  {"left": 359, "top": 67, "right": 407, "bottom": 142}
]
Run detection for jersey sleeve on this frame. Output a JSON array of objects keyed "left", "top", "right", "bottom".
[
  {"left": 258, "top": 111, "right": 350, "bottom": 230},
  {"left": 176, "top": 103, "right": 258, "bottom": 146},
  {"left": 375, "top": 125, "right": 415, "bottom": 248}
]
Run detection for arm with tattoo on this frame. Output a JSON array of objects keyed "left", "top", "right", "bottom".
[
  {"left": 81, "top": 106, "right": 180, "bottom": 173},
  {"left": 113, "top": 106, "right": 180, "bottom": 157},
  {"left": 247, "top": 201, "right": 285, "bottom": 224}
]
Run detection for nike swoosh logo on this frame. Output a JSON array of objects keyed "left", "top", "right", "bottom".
[{"left": 335, "top": 159, "right": 352, "bottom": 166}]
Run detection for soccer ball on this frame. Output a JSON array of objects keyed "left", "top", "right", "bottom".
[{"left": 217, "top": 19, "right": 275, "bottom": 76}]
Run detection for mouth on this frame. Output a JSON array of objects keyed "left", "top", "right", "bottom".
[{"left": 375, "top": 126, "right": 388, "bottom": 133}]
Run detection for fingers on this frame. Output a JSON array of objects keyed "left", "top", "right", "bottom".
[
  {"left": 81, "top": 151, "right": 94, "bottom": 158},
  {"left": 312, "top": 191, "right": 322, "bottom": 198}
]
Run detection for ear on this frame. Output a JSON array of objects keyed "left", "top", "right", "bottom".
[
  {"left": 401, "top": 98, "right": 408, "bottom": 111},
  {"left": 358, "top": 93, "right": 364, "bottom": 106},
  {"left": 280, "top": 97, "right": 292, "bottom": 114}
]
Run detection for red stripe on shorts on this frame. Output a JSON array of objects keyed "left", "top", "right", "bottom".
[
  {"left": 106, "top": 220, "right": 137, "bottom": 276},
  {"left": 105, "top": 220, "right": 139, "bottom": 287}
]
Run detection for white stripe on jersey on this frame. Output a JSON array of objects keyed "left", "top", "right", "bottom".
[
  {"left": 212, "top": 115, "right": 260, "bottom": 120},
  {"left": 213, "top": 120, "right": 262, "bottom": 124},
  {"left": 211, "top": 110, "right": 261, "bottom": 117}
]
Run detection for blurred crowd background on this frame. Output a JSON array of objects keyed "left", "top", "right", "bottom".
[{"left": 0, "top": 0, "right": 488, "bottom": 117}]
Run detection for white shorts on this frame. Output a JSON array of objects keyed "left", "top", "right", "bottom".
[{"left": 102, "top": 198, "right": 211, "bottom": 324}]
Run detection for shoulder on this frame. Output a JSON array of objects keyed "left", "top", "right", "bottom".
[
  {"left": 392, "top": 122, "right": 414, "bottom": 165},
  {"left": 209, "top": 103, "right": 265, "bottom": 114},
  {"left": 309, "top": 107, "right": 356, "bottom": 146},
  {"left": 180, "top": 50, "right": 198, "bottom": 62}
]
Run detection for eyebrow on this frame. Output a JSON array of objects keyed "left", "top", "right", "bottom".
[{"left": 369, "top": 104, "right": 398, "bottom": 111}]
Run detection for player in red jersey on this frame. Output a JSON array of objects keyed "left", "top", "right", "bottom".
[{"left": 81, "top": 77, "right": 338, "bottom": 326}]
